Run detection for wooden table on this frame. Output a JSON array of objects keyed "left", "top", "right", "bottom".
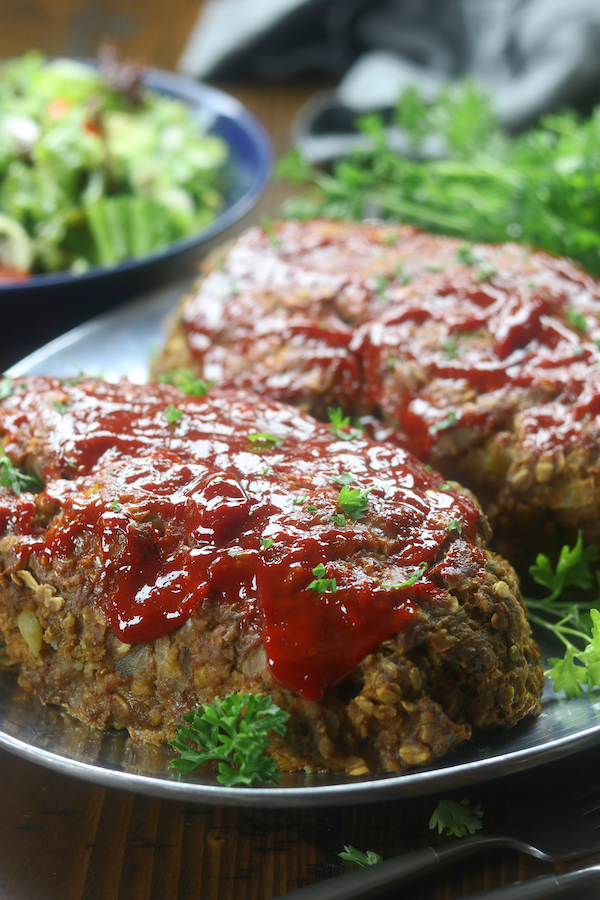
[{"left": 1, "top": 82, "right": 600, "bottom": 900}]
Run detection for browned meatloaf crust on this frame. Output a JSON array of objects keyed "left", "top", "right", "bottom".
[
  {"left": 152, "top": 219, "right": 600, "bottom": 559},
  {"left": 0, "top": 377, "right": 542, "bottom": 775}
]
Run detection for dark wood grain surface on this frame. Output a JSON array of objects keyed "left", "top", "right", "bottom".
[{"left": 1, "top": 82, "right": 600, "bottom": 900}]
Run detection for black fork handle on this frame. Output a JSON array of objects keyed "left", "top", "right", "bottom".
[
  {"left": 270, "top": 833, "right": 512, "bottom": 900},
  {"left": 457, "top": 863, "right": 600, "bottom": 899}
]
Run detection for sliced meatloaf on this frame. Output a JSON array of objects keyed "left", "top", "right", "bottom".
[
  {"left": 0, "top": 377, "right": 542, "bottom": 775},
  {"left": 152, "top": 219, "right": 600, "bottom": 559}
]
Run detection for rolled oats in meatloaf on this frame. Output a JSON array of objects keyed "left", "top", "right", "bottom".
[
  {"left": 0, "top": 377, "right": 542, "bottom": 775},
  {"left": 152, "top": 219, "right": 600, "bottom": 560}
]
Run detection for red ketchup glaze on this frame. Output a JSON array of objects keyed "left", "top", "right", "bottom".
[
  {"left": 356, "top": 266, "right": 600, "bottom": 459},
  {"left": 180, "top": 221, "right": 600, "bottom": 464},
  {"left": 0, "top": 378, "right": 483, "bottom": 700}
]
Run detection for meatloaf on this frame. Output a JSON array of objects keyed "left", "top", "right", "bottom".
[
  {"left": 152, "top": 219, "right": 600, "bottom": 560},
  {"left": 0, "top": 377, "right": 542, "bottom": 775}
]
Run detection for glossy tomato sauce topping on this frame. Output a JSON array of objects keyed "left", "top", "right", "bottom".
[{"left": 0, "top": 377, "right": 484, "bottom": 700}]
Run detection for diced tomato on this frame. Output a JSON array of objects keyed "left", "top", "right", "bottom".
[
  {"left": 0, "top": 265, "right": 29, "bottom": 282},
  {"left": 47, "top": 98, "right": 72, "bottom": 120},
  {"left": 85, "top": 119, "right": 102, "bottom": 136}
]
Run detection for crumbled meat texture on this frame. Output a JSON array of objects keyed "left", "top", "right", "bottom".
[
  {"left": 152, "top": 219, "right": 600, "bottom": 561},
  {"left": 0, "top": 377, "right": 543, "bottom": 776}
]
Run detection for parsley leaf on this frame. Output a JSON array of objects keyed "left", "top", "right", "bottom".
[
  {"left": 456, "top": 244, "right": 480, "bottom": 266},
  {"left": 0, "top": 448, "right": 40, "bottom": 495},
  {"left": 331, "top": 471, "right": 354, "bottom": 486},
  {"left": 0, "top": 379, "right": 12, "bottom": 401},
  {"left": 169, "top": 693, "right": 289, "bottom": 786},
  {"left": 383, "top": 561, "right": 427, "bottom": 590},
  {"left": 565, "top": 307, "right": 588, "bottom": 333},
  {"left": 329, "top": 513, "right": 347, "bottom": 527},
  {"left": 260, "top": 537, "right": 274, "bottom": 549},
  {"left": 523, "top": 533, "right": 600, "bottom": 697},
  {"left": 337, "top": 484, "right": 373, "bottom": 520},
  {"left": 260, "top": 214, "right": 281, "bottom": 249},
  {"left": 247, "top": 433, "right": 283, "bottom": 448},
  {"left": 442, "top": 338, "right": 458, "bottom": 360},
  {"left": 476, "top": 264, "right": 497, "bottom": 282},
  {"left": 327, "top": 408, "right": 363, "bottom": 441},
  {"left": 307, "top": 563, "right": 337, "bottom": 593},
  {"left": 52, "top": 401, "right": 69, "bottom": 415},
  {"left": 446, "top": 519, "right": 463, "bottom": 535},
  {"left": 431, "top": 411, "right": 458, "bottom": 432},
  {"left": 429, "top": 798, "right": 484, "bottom": 838},
  {"left": 110, "top": 500, "right": 121, "bottom": 512},
  {"left": 164, "top": 405, "right": 184, "bottom": 425},
  {"left": 339, "top": 845, "right": 383, "bottom": 867},
  {"left": 158, "top": 369, "right": 212, "bottom": 396}
]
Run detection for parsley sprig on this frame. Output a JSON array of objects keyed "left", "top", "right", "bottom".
[
  {"left": 522, "top": 533, "right": 600, "bottom": 697},
  {"left": 307, "top": 563, "right": 337, "bottom": 593},
  {"left": 247, "top": 432, "right": 283, "bottom": 449},
  {"left": 429, "top": 798, "right": 484, "bottom": 838},
  {"left": 383, "top": 561, "right": 427, "bottom": 590},
  {"left": 339, "top": 846, "right": 383, "bottom": 867},
  {"left": 327, "top": 408, "right": 363, "bottom": 442},
  {"left": 158, "top": 368, "right": 212, "bottom": 396},
  {"left": 0, "top": 448, "right": 40, "bottom": 495},
  {"left": 169, "top": 693, "right": 290, "bottom": 786},
  {"left": 337, "top": 484, "right": 373, "bottom": 520},
  {"left": 277, "top": 79, "right": 600, "bottom": 277}
]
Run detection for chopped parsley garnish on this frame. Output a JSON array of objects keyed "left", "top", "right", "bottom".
[
  {"left": 306, "top": 505, "right": 318, "bottom": 513},
  {"left": 260, "top": 537, "right": 274, "bottom": 549},
  {"left": 456, "top": 244, "right": 480, "bottom": 266},
  {"left": 337, "top": 484, "right": 373, "bottom": 520},
  {"left": 307, "top": 563, "right": 337, "bottom": 593},
  {"left": 158, "top": 368, "right": 212, "bottom": 396},
  {"left": 327, "top": 408, "right": 363, "bottom": 441},
  {"left": 0, "top": 379, "right": 12, "bottom": 401},
  {"left": 260, "top": 214, "right": 281, "bottom": 249},
  {"left": 52, "top": 401, "right": 69, "bottom": 415},
  {"left": 447, "top": 519, "right": 463, "bottom": 535},
  {"left": 442, "top": 338, "right": 458, "bottom": 360},
  {"left": 164, "top": 404, "right": 183, "bottom": 424},
  {"left": 169, "top": 693, "right": 289, "bottom": 786},
  {"left": 247, "top": 432, "right": 283, "bottom": 448},
  {"left": 432, "top": 411, "right": 458, "bottom": 432},
  {"left": 0, "top": 448, "right": 40, "bottom": 495},
  {"left": 331, "top": 471, "right": 354, "bottom": 486},
  {"left": 110, "top": 500, "right": 121, "bottom": 512},
  {"left": 329, "top": 513, "right": 347, "bottom": 527},
  {"left": 374, "top": 274, "right": 388, "bottom": 299},
  {"left": 566, "top": 307, "right": 588, "bottom": 333},
  {"left": 383, "top": 561, "right": 427, "bottom": 590},
  {"left": 440, "top": 482, "right": 455, "bottom": 491},
  {"left": 393, "top": 263, "right": 412, "bottom": 285},
  {"left": 429, "top": 798, "right": 484, "bottom": 838},
  {"left": 476, "top": 264, "right": 497, "bottom": 282},
  {"left": 293, "top": 495, "right": 308, "bottom": 505},
  {"left": 339, "top": 846, "right": 383, "bottom": 867}
]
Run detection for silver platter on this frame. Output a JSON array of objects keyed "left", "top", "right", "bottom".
[{"left": 3, "top": 282, "right": 600, "bottom": 808}]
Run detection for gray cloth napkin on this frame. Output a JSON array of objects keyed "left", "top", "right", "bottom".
[{"left": 180, "top": 0, "right": 600, "bottom": 161}]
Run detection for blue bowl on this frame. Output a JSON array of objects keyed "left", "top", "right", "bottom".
[{"left": 0, "top": 68, "right": 272, "bottom": 319}]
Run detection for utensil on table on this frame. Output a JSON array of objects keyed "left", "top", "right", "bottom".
[
  {"left": 271, "top": 780, "right": 600, "bottom": 899},
  {"left": 456, "top": 862, "right": 600, "bottom": 898}
]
